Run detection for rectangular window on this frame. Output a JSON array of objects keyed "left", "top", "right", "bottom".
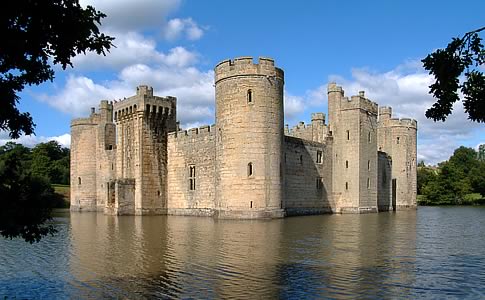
[
  {"left": 316, "top": 177, "right": 323, "bottom": 190},
  {"left": 367, "top": 178, "right": 371, "bottom": 189},
  {"left": 189, "top": 165, "right": 196, "bottom": 191},
  {"left": 347, "top": 130, "right": 350, "bottom": 140},
  {"left": 367, "top": 160, "right": 370, "bottom": 171},
  {"left": 316, "top": 151, "right": 322, "bottom": 164}
]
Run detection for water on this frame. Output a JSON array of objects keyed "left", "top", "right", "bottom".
[{"left": 1, "top": 207, "right": 485, "bottom": 299}]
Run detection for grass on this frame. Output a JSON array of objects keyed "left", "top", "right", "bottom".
[{"left": 52, "top": 184, "right": 70, "bottom": 208}]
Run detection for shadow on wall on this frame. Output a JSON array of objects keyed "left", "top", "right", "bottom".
[{"left": 284, "top": 136, "right": 332, "bottom": 214}]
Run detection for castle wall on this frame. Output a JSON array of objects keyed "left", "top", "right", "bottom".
[
  {"left": 283, "top": 136, "right": 333, "bottom": 215},
  {"left": 377, "top": 151, "right": 392, "bottom": 211},
  {"left": 285, "top": 113, "right": 328, "bottom": 143},
  {"left": 167, "top": 126, "right": 216, "bottom": 216}
]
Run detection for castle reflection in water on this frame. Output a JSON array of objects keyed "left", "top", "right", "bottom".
[{"left": 69, "top": 212, "right": 417, "bottom": 298}]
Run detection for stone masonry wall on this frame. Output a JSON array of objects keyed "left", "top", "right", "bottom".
[
  {"left": 284, "top": 136, "right": 333, "bottom": 215},
  {"left": 167, "top": 125, "right": 216, "bottom": 216},
  {"left": 377, "top": 151, "right": 392, "bottom": 211}
]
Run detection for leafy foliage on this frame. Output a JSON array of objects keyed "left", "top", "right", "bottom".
[
  {"left": 0, "top": 141, "right": 70, "bottom": 242},
  {"left": 0, "top": 0, "right": 114, "bottom": 138},
  {"left": 418, "top": 146, "right": 485, "bottom": 205},
  {"left": 422, "top": 27, "right": 485, "bottom": 122}
]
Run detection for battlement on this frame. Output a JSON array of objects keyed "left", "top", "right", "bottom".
[
  {"left": 387, "top": 118, "right": 418, "bottom": 128},
  {"left": 112, "top": 86, "right": 176, "bottom": 122},
  {"left": 168, "top": 124, "right": 216, "bottom": 141},
  {"left": 340, "top": 93, "right": 378, "bottom": 115},
  {"left": 214, "top": 56, "right": 284, "bottom": 84},
  {"left": 71, "top": 116, "right": 97, "bottom": 127},
  {"left": 312, "top": 112, "right": 325, "bottom": 122},
  {"left": 327, "top": 82, "right": 344, "bottom": 95},
  {"left": 136, "top": 85, "right": 153, "bottom": 97}
]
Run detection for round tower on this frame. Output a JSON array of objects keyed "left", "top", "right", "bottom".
[
  {"left": 388, "top": 118, "right": 418, "bottom": 210},
  {"left": 214, "top": 57, "right": 285, "bottom": 218},
  {"left": 70, "top": 114, "right": 98, "bottom": 211}
]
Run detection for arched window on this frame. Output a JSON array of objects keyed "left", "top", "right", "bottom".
[
  {"left": 247, "top": 89, "right": 253, "bottom": 103},
  {"left": 78, "top": 177, "right": 82, "bottom": 185},
  {"left": 247, "top": 162, "right": 253, "bottom": 176},
  {"left": 346, "top": 160, "right": 349, "bottom": 168}
]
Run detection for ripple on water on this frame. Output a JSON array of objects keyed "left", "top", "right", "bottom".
[{"left": 1, "top": 207, "right": 485, "bottom": 298}]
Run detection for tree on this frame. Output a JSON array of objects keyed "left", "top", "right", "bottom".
[
  {"left": 0, "top": 0, "right": 114, "bottom": 138},
  {"left": 422, "top": 27, "right": 485, "bottom": 122},
  {"left": 0, "top": 143, "right": 63, "bottom": 243},
  {"left": 0, "top": 1, "right": 113, "bottom": 242}
]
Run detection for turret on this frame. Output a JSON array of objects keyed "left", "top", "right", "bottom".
[
  {"left": 214, "top": 57, "right": 285, "bottom": 218},
  {"left": 377, "top": 110, "right": 417, "bottom": 210}
]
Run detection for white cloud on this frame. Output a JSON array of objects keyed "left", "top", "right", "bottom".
[
  {"left": 37, "top": 63, "right": 215, "bottom": 128},
  {"left": 0, "top": 133, "right": 71, "bottom": 148},
  {"left": 163, "top": 18, "right": 205, "bottom": 41},
  {"left": 80, "top": 0, "right": 181, "bottom": 31},
  {"left": 72, "top": 31, "right": 198, "bottom": 70},
  {"left": 284, "top": 92, "right": 305, "bottom": 122}
]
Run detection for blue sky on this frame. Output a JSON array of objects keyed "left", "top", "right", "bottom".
[{"left": 3, "top": 0, "right": 484, "bottom": 164}]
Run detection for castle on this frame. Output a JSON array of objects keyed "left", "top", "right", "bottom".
[{"left": 70, "top": 57, "right": 417, "bottom": 218}]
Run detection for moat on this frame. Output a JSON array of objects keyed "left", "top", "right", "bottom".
[{"left": 1, "top": 207, "right": 485, "bottom": 298}]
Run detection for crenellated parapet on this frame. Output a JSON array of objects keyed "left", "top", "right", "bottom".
[
  {"left": 113, "top": 88, "right": 176, "bottom": 123},
  {"left": 168, "top": 124, "right": 216, "bottom": 142},
  {"left": 340, "top": 91, "right": 378, "bottom": 115},
  {"left": 387, "top": 118, "right": 418, "bottom": 129},
  {"left": 214, "top": 56, "right": 284, "bottom": 84}
]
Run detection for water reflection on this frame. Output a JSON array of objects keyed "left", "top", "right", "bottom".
[{"left": 68, "top": 212, "right": 418, "bottom": 298}]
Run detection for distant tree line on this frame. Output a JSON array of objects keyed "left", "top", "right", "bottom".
[
  {"left": 0, "top": 141, "right": 70, "bottom": 243},
  {"left": 418, "top": 146, "right": 485, "bottom": 205}
]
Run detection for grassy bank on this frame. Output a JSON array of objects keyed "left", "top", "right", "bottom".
[
  {"left": 52, "top": 184, "right": 70, "bottom": 208},
  {"left": 417, "top": 193, "right": 485, "bottom": 206}
]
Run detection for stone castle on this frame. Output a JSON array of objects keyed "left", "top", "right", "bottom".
[{"left": 70, "top": 57, "right": 417, "bottom": 218}]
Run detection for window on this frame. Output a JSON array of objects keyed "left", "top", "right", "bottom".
[
  {"left": 300, "top": 155, "right": 303, "bottom": 165},
  {"left": 346, "top": 160, "right": 349, "bottom": 168},
  {"left": 316, "top": 151, "right": 322, "bottom": 164},
  {"left": 250, "top": 201, "right": 253, "bottom": 208},
  {"left": 367, "top": 178, "right": 371, "bottom": 189},
  {"left": 367, "top": 160, "right": 370, "bottom": 171},
  {"left": 247, "top": 89, "right": 253, "bottom": 103},
  {"left": 247, "top": 162, "right": 253, "bottom": 177},
  {"left": 347, "top": 130, "right": 350, "bottom": 140},
  {"left": 316, "top": 177, "right": 323, "bottom": 190},
  {"left": 78, "top": 177, "right": 82, "bottom": 185},
  {"left": 368, "top": 132, "right": 371, "bottom": 143},
  {"left": 345, "top": 182, "right": 348, "bottom": 190},
  {"left": 189, "top": 165, "right": 196, "bottom": 190},
  {"left": 397, "top": 137, "right": 400, "bottom": 144}
]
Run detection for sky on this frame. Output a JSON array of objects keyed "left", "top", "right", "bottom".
[{"left": 2, "top": 0, "right": 484, "bottom": 165}]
